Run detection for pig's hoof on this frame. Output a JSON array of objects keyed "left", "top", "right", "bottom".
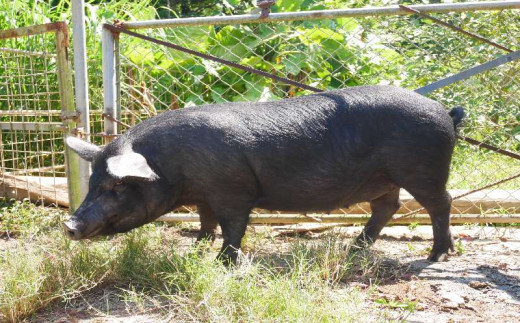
[
  {"left": 346, "top": 243, "right": 372, "bottom": 262},
  {"left": 216, "top": 252, "right": 237, "bottom": 267},
  {"left": 427, "top": 250, "right": 449, "bottom": 262},
  {"left": 349, "top": 234, "right": 373, "bottom": 251},
  {"left": 345, "top": 242, "right": 365, "bottom": 254}
]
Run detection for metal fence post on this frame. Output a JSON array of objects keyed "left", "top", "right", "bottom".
[
  {"left": 71, "top": 0, "right": 91, "bottom": 202},
  {"left": 55, "top": 23, "right": 82, "bottom": 211},
  {"left": 102, "top": 26, "right": 117, "bottom": 142},
  {"left": 114, "top": 33, "right": 122, "bottom": 134}
]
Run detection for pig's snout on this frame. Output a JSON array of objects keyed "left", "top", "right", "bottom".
[{"left": 62, "top": 221, "right": 82, "bottom": 240}]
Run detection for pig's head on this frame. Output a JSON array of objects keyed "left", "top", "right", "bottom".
[{"left": 62, "top": 137, "right": 173, "bottom": 240}]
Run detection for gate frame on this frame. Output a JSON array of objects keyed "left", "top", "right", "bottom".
[
  {"left": 101, "top": 0, "right": 520, "bottom": 139},
  {"left": 100, "top": 1, "right": 520, "bottom": 223},
  {"left": 0, "top": 22, "right": 83, "bottom": 210}
]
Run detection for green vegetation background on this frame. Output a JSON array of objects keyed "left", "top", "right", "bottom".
[
  {"left": 0, "top": 2, "right": 519, "bottom": 321},
  {"left": 0, "top": 0, "right": 519, "bottom": 186}
]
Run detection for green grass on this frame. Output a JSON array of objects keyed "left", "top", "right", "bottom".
[
  {"left": 0, "top": 199, "right": 67, "bottom": 238},
  {"left": 0, "top": 200, "right": 393, "bottom": 322},
  {"left": 449, "top": 144, "right": 520, "bottom": 190}
]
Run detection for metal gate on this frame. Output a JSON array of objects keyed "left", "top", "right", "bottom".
[
  {"left": 0, "top": 23, "right": 81, "bottom": 210},
  {"left": 100, "top": 1, "right": 520, "bottom": 223}
]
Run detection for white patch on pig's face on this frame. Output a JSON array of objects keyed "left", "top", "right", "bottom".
[{"left": 106, "top": 151, "right": 157, "bottom": 180}]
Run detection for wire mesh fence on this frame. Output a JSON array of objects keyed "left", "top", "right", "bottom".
[
  {"left": 108, "top": 4, "right": 520, "bottom": 220},
  {"left": 0, "top": 23, "right": 79, "bottom": 208}
]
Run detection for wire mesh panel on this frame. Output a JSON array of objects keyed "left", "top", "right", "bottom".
[
  {"left": 0, "top": 24, "right": 76, "bottom": 207},
  {"left": 112, "top": 5, "right": 520, "bottom": 218}
]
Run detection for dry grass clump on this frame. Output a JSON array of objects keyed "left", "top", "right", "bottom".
[{"left": 1, "top": 200, "right": 392, "bottom": 322}]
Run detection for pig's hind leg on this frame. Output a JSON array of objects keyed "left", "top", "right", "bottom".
[
  {"left": 385, "top": 145, "right": 455, "bottom": 261},
  {"left": 407, "top": 189, "right": 454, "bottom": 262},
  {"left": 354, "top": 187, "right": 401, "bottom": 248}
]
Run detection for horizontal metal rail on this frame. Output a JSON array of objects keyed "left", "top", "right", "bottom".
[
  {"left": 158, "top": 213, "right": 520, "bottom": 225},
  {"left": 0, "top": 110, "right": 151, "bottom": 117},
  {"left": 0, "top": 110, "right": 62, "bottom": 116},
  {"left": 0, "top": 121, "right": 62, "bottom": 131},
  {"left": 120, "top": 1, "right": 520, "bottom": 29},
  {"left": 0, "top": 47, "right": 56, "bottom": 57},
  {"left": 6, "top": 164, "right": 65, "bottom": 176},
  {"left": 0, "top": 22, "right": 68, "bottom": 40}
]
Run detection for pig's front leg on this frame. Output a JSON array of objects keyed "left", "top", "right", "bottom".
[
  {"left": 196, "top": 204, "right": 219, "bottom": 243},
  {"left": 210, "top": 202, "right": 252, "bottom": 265}
]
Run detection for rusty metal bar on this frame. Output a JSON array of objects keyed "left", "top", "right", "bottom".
[
  {"left": 0, "top": 22, "right": 68, "bottom": 41},
  {"left": 399, "top": 5, "right": 512, "bottom": 53},
  {"left": 459, "top": 136, "right": 520, "bottom": 161},
  {"left": 102, "top": 112, "right": 130, "bottom": 129}
]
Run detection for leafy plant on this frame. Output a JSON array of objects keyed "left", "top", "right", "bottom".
[{"left": 408, "top": 222, "right": 419, "bottom": 232}]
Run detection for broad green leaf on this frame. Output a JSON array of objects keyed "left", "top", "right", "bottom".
[
  {"left": 240, "top": 56, "right": 263, "bottom": 67},
  {"left": 210, "top": 87, "right": 230, "bottom": 103},
  {"left": 283, "top": 52, "right": 307, "bottom": 75},
  {"left": 336, "top": 18, "right": 361, "bottom": 33},
  {"left": 299, "top": 27, "right": 344, "bottom": 45},
  {"left": 126, "top": 46, "right": 155, "bottom": 65},
  {"left": 190, "top": 64, "right": 206, "bottom": 76},
  {"left": 274, "top": 0, "right": 305, "bottom": 12}
]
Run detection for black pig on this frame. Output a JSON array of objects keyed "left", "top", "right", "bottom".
[{"left": 63, "top": 86, "right": 464, "bottom": 263}]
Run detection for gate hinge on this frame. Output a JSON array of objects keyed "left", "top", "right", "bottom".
[{"left": 60, "top": 111, "right": 80, "bottom": 122}]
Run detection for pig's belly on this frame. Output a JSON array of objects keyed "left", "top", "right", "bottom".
[
  {"left": 254, "top": 173, "right": 395, "bottom": 212},
  {"left": 255, "top": 194, "right": 356, "bottom": 213}
]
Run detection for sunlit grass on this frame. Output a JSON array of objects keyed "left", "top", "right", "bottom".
[
  {"left": 449, "top": 144, "right": 520, "bottom": 190},
  {"left": 0, "top": 200, "right": 391, "bottom": 322}
]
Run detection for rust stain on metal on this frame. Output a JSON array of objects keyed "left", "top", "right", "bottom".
[
  {"left": 102, "top": 112, "right": 130, "bottom": 129},
  {"left": 113, "top": 19, "right": 124, "bottom": 27},
  {"left": 104, "top": 23, "right": 121, "bottom": 37},
  {"left": 53, "top": 21, "right": 70, "bottom": 48},
  {"left": 0, "top": 22, "right": 67, "bottom": 40},
  {"left": 258, "top": 0, "right": 276, "bottom": 19}
]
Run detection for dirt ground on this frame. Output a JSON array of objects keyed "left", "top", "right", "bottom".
[
  {"left": 370, "top": 225, "right": 520, "bottom": 323},
  {"left": 31, "top": 224, "right": 519, "bottom": 323}
]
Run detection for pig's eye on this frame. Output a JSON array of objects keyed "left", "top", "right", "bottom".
[{"left": 114, "top": 180, "right": 125, "bottom": 189}]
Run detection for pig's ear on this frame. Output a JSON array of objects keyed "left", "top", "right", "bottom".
[
  {"left": 65, "top": 136, "right": 101, "bottom": 162},
  {"left": 106, "top": 152, "right": 158, "bottom": 181}
]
